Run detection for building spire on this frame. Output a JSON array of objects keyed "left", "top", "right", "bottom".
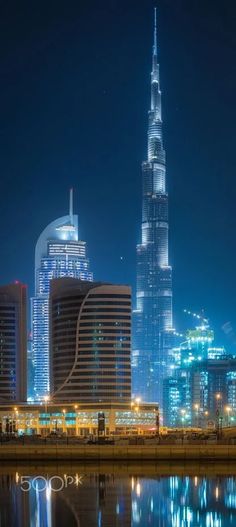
[
  {"left": 151, "top": 7, "right": 159, "bottom": 83},
  {"left": 69, "top": 187, "right": 74, "bottom": 224},
  {"left": 148, "top": 7, "right": 162, "bottom": 160},
  {"left": 153, "top": 7, "right": 157, "bottom": 55}
]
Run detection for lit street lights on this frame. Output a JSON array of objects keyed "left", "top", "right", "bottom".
[
  {"left": 74, "top": 404, "right": 79, "bottom": 435},
  {"left": 44, "top": 395, "right": 50, "bottom": 434},
  {"left": 215, "top": 393, "right": 222, "bottom": 438},
  {"left": 194, "top": 403, "right": 200, "bottom": 427},
  {"left": 13, "top": 407, "right": 19, "bottom": 435},
  {"left": 62, "top": 409, "right": 66, "bottom": 435},
  {"left": 204, "top": 410, "right": 209, "bottom": 428},
  {"left": 225, "top": 406, "right": 232, "bottom": 427},
  {"left": 180, "top": 409, "right": 186, "bottom": 426}
]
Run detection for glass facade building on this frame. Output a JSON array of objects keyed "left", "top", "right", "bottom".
[
  {"left": 0, "top": 282, "right": 27, "bottom": 402},
  {"left": 50, "top": 278, "right": 131, "bottom": 403},
  {"left": 132, "top": 9, "right": 173, "bottom": 406},
  {"left": 191, "top": 357, "right": 236, "bottom": 425},
  {"left": 164, "top": 321, "right": 233, "bottom": 427},
  {"left": 31, "top": 191, "right": 93, "bottom": 401}
]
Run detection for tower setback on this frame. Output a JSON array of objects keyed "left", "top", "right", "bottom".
[{"left": 132, "top": 9, "right": 173, "bottom": 407}]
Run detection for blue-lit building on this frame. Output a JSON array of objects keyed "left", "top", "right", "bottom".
[
  {"left": 31, "top": 190, "right": 93, "bottom": 401},
  {"left": 163, "top": 321, "right": 235, "bottom": 427},
  {"left": 132, "top": 9, "right": 173, "bottom": 407}
]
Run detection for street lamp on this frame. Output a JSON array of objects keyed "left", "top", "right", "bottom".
[
  {"left": 62, "top": 409, "right": 66, "bottom": 434},
  {"left": 180, "top": 409, "right": 186, "bottom": 426},
  {"left": 203, "top": 410, "right": 209, "bottom": 429},
  {"left": 44, "top": 395, "right": 49, "bottom": 413},
  {"left": 74, "top": 404, "right": 79, "bottom": 436},
  {"left": 194, "top": 403, "right": 200, "bottom": 427},
  {"left": 215, "top": 393, "right": 222, "bottom": 438},
  {"left": 180, "top": 409, "right": 186, "bottom": 442},
  {"left": 225, "top": 406, "right": 232, "bottom": 427},
  {"left": 13, "top": 407, "right": 19, "bottom": 435},
  {"left": 44, "top": 396, "right": 50, "bottom": 434}
]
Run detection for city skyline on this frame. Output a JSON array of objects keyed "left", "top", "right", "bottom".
[
  {"left": 1, "top": 5, "right": 236, "bottom": 527},
  {"left": 0, "top": 1, "right": 236, "bottom": 353}
]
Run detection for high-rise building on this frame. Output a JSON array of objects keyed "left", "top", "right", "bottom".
[
  {"left": 50, "top": 278, "right": 131, "bottom": 403},
  {"left": 191, "top": 357, "right": 236, "bottom": 426},
  {"left": 0, "top": 282, "right": 27, "bottom": 402},
  {"left": 132, "top": 9, "right": 173, "bottom": 406},
  {"left": 164, "top": 321, "right": 230, "bottom": 427},
  {"left": 31, "top": 191, "right": 93, "bottom": 401}
]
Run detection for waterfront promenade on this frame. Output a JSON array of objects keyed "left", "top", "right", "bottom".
[{"left": 1, "top": 443, "right": 236, "bottom": 461}]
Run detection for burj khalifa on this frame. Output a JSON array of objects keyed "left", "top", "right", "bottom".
[{"left": 132, "top": 9, "right": 173, "bottom": 407}]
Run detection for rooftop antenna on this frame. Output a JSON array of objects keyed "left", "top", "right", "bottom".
[
  {"left": 69, "top": 187, "right": 73, "bottom": 224},
  {"left": 153, "top": 7, "right": 157, "bottom": 55}
]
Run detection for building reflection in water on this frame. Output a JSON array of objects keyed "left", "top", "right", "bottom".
[
  {"left": 0, "top": 472, "right": 236, "bottom": 526},
  {"left": 131, "top": 476, "right": 236, "bottom": 526}
]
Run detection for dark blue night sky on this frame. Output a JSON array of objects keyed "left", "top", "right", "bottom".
[{"left": 0, "top": 0, "right": 236, "bottom": 347}]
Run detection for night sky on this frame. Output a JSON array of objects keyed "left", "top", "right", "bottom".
[{"left": 0, "top": 0, "right": 236, "bottom": 348}]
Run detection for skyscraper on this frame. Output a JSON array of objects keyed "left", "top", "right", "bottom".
[
  {"left": 50, "top": 277, "right": 131, "bottom": 402},
  {"left": 31, "top": 190, "right": 93, "bottom": 400},
  {"left": 164, "top": 321, "right": 228, "bottom": 427},
  {"left": 132, "top": 9, "right": 173, "bottom": 406},
  {"left": 0, "top": 282, "right": 27, "bottom": 402}
]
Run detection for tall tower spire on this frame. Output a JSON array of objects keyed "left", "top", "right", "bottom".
[
  {"left": 69, "top": 187, "right": 74, "bottom": 224},
  {"left": 133, "top": 9, "right": 173, "bottom": 411},
  {"left": 149, "top": 8, "right": 162, "bottom": 160},
  {"left": 153, "top": 7, "right": 157, "bottom": 56}
]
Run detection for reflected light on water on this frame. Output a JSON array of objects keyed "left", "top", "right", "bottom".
[{"left": 0, "top": 470, "right": 235, "bottom": 526}]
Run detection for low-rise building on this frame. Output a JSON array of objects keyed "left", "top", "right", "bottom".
[{"left": 0, "top": 401, "right": 158, "bottom": 437}]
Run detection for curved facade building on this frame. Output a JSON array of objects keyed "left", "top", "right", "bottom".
[
  {"left": 132, "top": 10, "right": 173, "bottom": 407},
  {"left": 50, "top": 278, "right": 131, "bottom": 403},
  {"left": 31, "top": 191, "right": 93, "bottom": 400}
]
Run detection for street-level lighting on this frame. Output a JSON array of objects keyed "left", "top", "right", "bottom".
[
  {"left": 44, "top": 396, "right": 50, "bottom": 432},
  {"left": 180, "top": 409, "right": 186, "bottom": 432},
  {"left": 194, "top": 404, "right": 200, "bottom": 427},
  {"left": 62, "top": 409, "right": 67, "bottom": 435},
  {"left": 44, "top": 395, "right": 50, "bottom": 414},
  {"left": 225, "top": 406, "right": 232, "bottom": 426},
  {"left": 13, "top": 407, "right": 19, "bottom": 435}
]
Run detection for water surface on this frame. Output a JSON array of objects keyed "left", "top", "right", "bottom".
[{"left": 1, "top": 463, "right": 236, "bottom": 526}]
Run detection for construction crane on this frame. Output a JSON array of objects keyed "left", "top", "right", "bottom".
[
  {"left": 183, "top": 309, "right": 209, "bottom": 326},
  {"left": 173, "top": 330, "right": 184, "bottom": 338}
]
